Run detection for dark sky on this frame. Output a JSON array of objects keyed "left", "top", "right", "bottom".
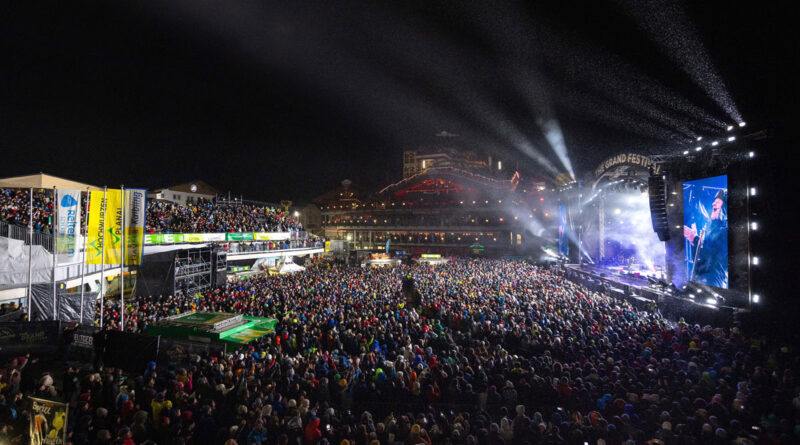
[{"left": 0, "top": 1, "right": 792, "bottom": 204}]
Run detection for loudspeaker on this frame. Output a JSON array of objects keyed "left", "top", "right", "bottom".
[{"left": 648, "top": 174, "right": 670, "bottom": 241}]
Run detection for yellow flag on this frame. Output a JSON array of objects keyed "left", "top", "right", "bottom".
[
  {"left": 104, "top": 189, "right": 123, "bottom": 265},
  {"left": 86, "top": 191, "right": 107, "bottom": 264}
]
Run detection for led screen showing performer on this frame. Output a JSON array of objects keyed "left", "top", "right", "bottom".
[
  {"left": 683, "top": 175, "right": 728, "bottom": 289},
  {"left": 558, "top": 204, "right": 569, "bottom": 257}
]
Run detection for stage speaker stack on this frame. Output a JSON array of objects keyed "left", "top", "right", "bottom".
[{"left": 648, "top": 174, "right": 671, "bottom": 241}]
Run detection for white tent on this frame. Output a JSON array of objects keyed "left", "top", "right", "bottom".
[
  {"left": 278, "top": 262, "right": 305, "bottom": 274},
  {"left": 0, "top": 237, "right": 53, "bottom": 288}
]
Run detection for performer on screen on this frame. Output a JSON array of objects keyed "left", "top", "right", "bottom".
[{"left": 683, "top": 190, "right": 728, "bottom": 288}]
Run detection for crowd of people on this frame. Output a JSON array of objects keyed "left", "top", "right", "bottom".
[
  {"left": 1, "top": 258, "right": 798, "bottom": 445},
  {"left": 0, "top": 187, "right": 54, "bottom": 233},
  {"left": 145, "top": 201, "right": 302, "bottom": 234},
  {"left": 0, "top": 188, "right": 301, "bottom": 234}
]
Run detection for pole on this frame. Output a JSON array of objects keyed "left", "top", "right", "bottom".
[
  {"left": 99, "top": 187, "right": 107, "bottom": 328},
  {"left": 27, "top": 187, "right": 34, "bottom": 321},
  {"left": 79, "top": 188, "right": 90, "bottom": 324},
  {"left": 120, "top": 186, "right": 126, "bottom": 331},
  {"left": 52, "top": 186, "right": 57, "bottom": 321}
]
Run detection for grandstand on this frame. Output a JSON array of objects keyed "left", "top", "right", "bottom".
[{"left": 0, "top": 178, "right": 324, "bottom": 307}]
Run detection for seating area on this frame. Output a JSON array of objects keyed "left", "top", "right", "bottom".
[{"left": 0, "top": 188, "right": 302, "bottom": 234}]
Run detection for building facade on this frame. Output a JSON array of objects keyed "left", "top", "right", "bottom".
[
  {"left": 319, "top": 167, "right": 556, "bottom": 256},
  {"left": 148, "top": 180, "right": 221, "bottom": 205}
]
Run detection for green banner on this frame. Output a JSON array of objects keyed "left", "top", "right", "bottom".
[{"left": 226, "top": 232, "right": 254, "bottom": 241}]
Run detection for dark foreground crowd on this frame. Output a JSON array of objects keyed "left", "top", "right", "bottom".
[{"left": 1, "top": 259, "right": 798, "bottom": 445}]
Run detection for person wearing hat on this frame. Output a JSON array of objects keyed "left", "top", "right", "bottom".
[{"left": 684, "top": 188, "right": 728, "bottom": 288}]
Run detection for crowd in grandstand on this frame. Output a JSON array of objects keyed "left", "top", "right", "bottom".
[
  {"left": 145, "top": 201, "right": 302, "bottom": 234},
  {"left": 1, "top": 259, "right": 797, "bottom": 444},
  {"left": 0, "top": 188, "right": 53, "bottom": 233},
  {"left": 0, "top": 188, "right": 302, "bottom": 234}
]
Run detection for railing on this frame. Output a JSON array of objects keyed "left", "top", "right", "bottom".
[
  {"left": 227, "top": 239, "right": 325, "bottom": 255},
  {"left": 0, "top": 220, "right": 54, "bottom": 251},
  {"left": 213, "top": 197, "right": 283, "bottom": 208}
]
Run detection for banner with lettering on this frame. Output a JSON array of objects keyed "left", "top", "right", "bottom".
[
  {"left": 124, "top": 188, "right": 147, "bottom": 265},
  {"left": 86, "top": 191, "right": 107, "bottom": 265},
  {"left": 29, "top": 397, "right": 69, "bottom": 445},
  {"left": 55, "top": 190, "right": 81, "bottom": 264},
  {"left": 103, "top": 189, "right": 123, "bottom": 265},
  {"left": 252, "top": 232, "right": 290, "bottom": 241}
]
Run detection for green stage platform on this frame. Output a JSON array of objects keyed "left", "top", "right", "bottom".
[{"left": 146, "top": 311, "right": 277, "bottom": 347}]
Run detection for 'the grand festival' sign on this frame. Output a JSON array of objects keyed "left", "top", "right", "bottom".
[{"left": 594, "top": 153, "right": 661, "bottom": 178}]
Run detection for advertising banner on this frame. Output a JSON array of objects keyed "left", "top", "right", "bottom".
[
  {"left": 226, "top": 232, "right": 254, "bottom": 241},
  {"left": 124, "top": 188, "right": 147, "bottom": 266},
  {"left": 144, "top": 233, "right": 228, "bottom": 244},
  {"left": 55, "top": 190, "right": 81, "bottom": 264},
  {"left": 29, "top": 397, "right": 69, "bottom": 445},
  {"left": 252, "top": 232, "right": 290, "bottom": 241},
  {"left": 103, "top": 189, "right": 123, "bottom": 265},
  {"left": 86, "top": 191, "right": 107, "bottom": 265}
]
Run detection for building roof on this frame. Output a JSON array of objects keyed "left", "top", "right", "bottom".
[
  {"left": 0, "top": 173, "right": 103, "bottom": 191},
  {"left": 379, "top": 167, "right": 518, "bottom": 197},
  {"left": 153, "top": 180, "right": 220, "bottom": 195}
]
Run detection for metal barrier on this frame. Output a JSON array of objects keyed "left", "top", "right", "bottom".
[
  {"left": 0, "top": 220, "right": 53, "bottom": 251},
  {"left": 227, "top": 238, "right": 323, "bottom": 254}
]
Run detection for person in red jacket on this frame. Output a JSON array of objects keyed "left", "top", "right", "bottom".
[{"left": 304, "top": 417, "right": 322, "bottom": 445}]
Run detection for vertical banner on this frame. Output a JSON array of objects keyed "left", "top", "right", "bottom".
[
  {"left": 86, "top": 191, "right": 107, "bottom": 264},
  {"left": 124, "top": 188, "right": 147, "bottom": 265},
  {"left": 29, "top": 397, "right": 69, "bottom": 445},
  {"left": 55, "top": 190, "right": 81, "bottom": 264},
  {"left": 104, "top": 189, "right": 123, "bottom": 265}
]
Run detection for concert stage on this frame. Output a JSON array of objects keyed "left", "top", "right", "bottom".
[
  {"left": 146, "top": 311, "right": 277, "bottom": 346},
  {"left": 561, "top": 264, "right": 742, "bottom": 327}
]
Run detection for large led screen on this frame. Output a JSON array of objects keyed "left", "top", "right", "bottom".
[
  {"left": 558, "top": 204, "right": 569, "bottom": 256},
  {"left": 683, "top": 175, "right": 728, "bottom": 289}
]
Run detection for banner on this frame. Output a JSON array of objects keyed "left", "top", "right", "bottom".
[
  {"left": 104, "top": 189, "right": 123, "bottom": 265},
  {"left": 252, "top": 232, "right": 290, "bottom": 241},
  {"left": 86, "top": 191, "right": 107, "bottom": 265},
  {"left": 124, "top": 188, "right": 146, "bottom": 265},
  {"left": 226, "top": 232, "right": 254, "bottom": 241},
  {"left": 29, "top": 397, "right": 69, "bottom": 445},
  {"left": 144, "top": 233, "right": 227, "bottom": 244},
  {"left": 55, "top": 190, "right": 81, "bottom": 264}
]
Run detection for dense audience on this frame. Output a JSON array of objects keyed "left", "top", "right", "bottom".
[
  {"left": 0, "top": 187, "right": 53, "bottom": 233},
  {"left": 1, "top": 259, "right": 798, "bottom": 445},
  {"left": 0, "top": 187, "right": 301, "bottom": 234},
  {"left": 145, "top": 201, "right": 301, "bottom": 234}
]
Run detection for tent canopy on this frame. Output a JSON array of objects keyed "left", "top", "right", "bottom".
[
  {"left": 0, "top": 173, "right": 102, "bottom": 191},
  {"left": 278, "top": 262, "right": 305, "bottom": 274}
]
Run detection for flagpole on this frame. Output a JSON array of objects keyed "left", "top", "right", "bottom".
[
  {"left": 52, "top": 186, "right": 57, "bottom": 321},
  {"left": 120, "top": 186, "right": 126, "bottom": 332},
  {"left": 79, "top": 188, "right": 90, "bottom": 324},
  {"left": 27, "top": 187, "right": 34, "bottom": 321},
  {"left": 99, "top": 187, "right": 107, "bottom": 329}
]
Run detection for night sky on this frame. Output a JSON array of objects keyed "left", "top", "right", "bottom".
[{"left": 0, "top": 1, "right": 792, "bottom": 204}]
